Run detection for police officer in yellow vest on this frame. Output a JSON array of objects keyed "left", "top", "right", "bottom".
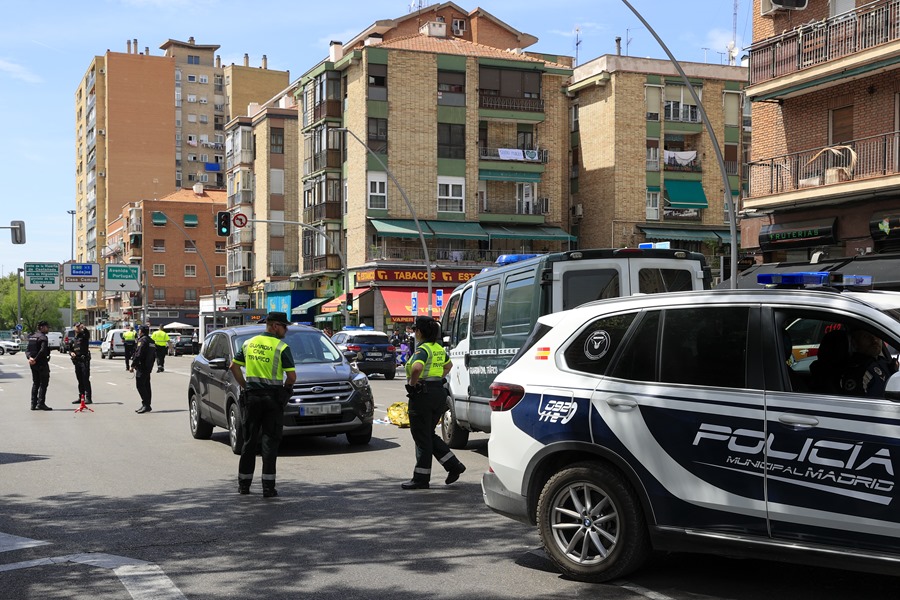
[
  {"left": 150, "top": 327, "right": 170, "bottom": 372},
  {"left": 229, "top": 311, "right": 296, "bottom": 498},
  {"left": 122, "top": 325, "right": 136, "bottom": 371},
  {"left": 402, "top": 316, "right": 466, "bottom": 490}
]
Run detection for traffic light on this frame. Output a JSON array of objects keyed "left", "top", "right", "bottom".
[
  {"left": 10, "top": 220, "right": 25, "bottom": 244},
  {"left": 216, "top": 211, "right": 231, "bottom": 237},
  {"left": 346, "top": 292, "right": 353, "bottom": 311}
]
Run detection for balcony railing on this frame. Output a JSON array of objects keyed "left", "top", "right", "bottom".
[
  {"left": 366, "top": 245, "right": 552, "bottom": 265},
  {"left": 478, "top": 94, "right": 544, "bottom": 112},
  {"left": 478, "top": 146, "right": 549, "bottom": 163},
  {"left": 268, "top": 263, "right": 298, "bottom": 277},
  {"left": 302, "top": 254, "right": 343, "bottom": 273},
  {"left": 304, "top": 201, "right": 342, "bottom": 223},
  {"left": 748, "top": 131, "right": 899, "bottom": 198},
  {"left": 663, "top": 159, "right": 702, "bottom": 173},
  {"left": 749, "top": 0, "right": 900, "bottom": 85},
  {"left": 228, "top": 269, "right": 254, "bottom": 285},
  {"left": 303, "top": 149, "right": 342, "bottom": 175},
  {"left": 228, "top": 191, "right": 253, "bottom": 207},
  {"left": 664, "top": 104, "right": 700, "bottom": 123},
  {"left": 481, "top": 196, "right": 550, "bottom": 216}
]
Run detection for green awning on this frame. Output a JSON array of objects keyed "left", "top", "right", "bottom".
[
  {"left": 484, "top": 225, "right": 575, "bottom": 241},
  {"left": 183, "top": 214, "right": 198, "bottom": 227},
  {"left": 370, "top": 219, "right": 434, "bottom": 238},
  {"left": 151, "top": 211, "right": 167, "bottom": 226},
  {"left": 292, "top": 296, "right": 331, "bottom": 316},
  {"left": 425, "top": 220, "right": 488, "bottom": 240},
  {"left": 664, "top": 180, "right": 708, "bottom": 209},
  {"left": 479, "top": 169, "right": 542, "bottom": 183},
  {"left": 641, "top": 227, "right": 723, "bottom": 242}
]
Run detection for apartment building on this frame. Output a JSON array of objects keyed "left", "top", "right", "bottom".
[
  {"left": 296, "top": 2, "right": 573, "bottom": 330},
  {"left": 106, "top": 186, "right": 227, "bottom": 328},
  {"left": 568, "top": 55, "right": 748, "bottom": 271},
  {"left": 73, "top": 38, "right": 288, "bottom": 325},
  {"left": 744, "top": 0, "right": 900, "bottom": 261}
]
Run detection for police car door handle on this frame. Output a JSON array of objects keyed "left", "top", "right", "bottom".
[
  {"left": 777, "top": 414, "right": 819, "bottom": 428},
  {"left": 605, "top": 397, "right": 638, "bottom": 409}
]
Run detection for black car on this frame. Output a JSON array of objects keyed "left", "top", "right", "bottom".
[
  {"left": 188, "top": 324, "right": 375, "bottom": 454},
  {"left": 331, "top": 329, "right": 397, "bottom": 379},
  {"left": 174, "top": 336, "right": 200, "bottom": 356}
]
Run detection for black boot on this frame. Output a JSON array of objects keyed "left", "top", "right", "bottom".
[
  {"left": 36, "top": 403, "right": 53, "bottom": 411},
  {"left": 262, "top": 486, "right": 278, "bottom": 498}
]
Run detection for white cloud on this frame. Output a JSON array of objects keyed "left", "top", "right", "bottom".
[{"left": 0, "top": 58, "right": 42, "bottom": 83}]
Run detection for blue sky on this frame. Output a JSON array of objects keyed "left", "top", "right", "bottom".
[{"left": 0, "top": 0, "right": 751, "bottom": 275}]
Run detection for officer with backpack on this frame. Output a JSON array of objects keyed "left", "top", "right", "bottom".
[{"left": 401, "top": 316, "right": 465, "bottom": 490}]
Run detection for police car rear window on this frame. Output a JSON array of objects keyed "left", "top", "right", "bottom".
[{"left": 348, "top": 335, "right": 389, "bottom": 345}]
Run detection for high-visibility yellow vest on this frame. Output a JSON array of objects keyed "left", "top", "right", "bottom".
[
  {"left": 234, "top": 334, "right": 293, "bottom": 387},
  {"left": 123, "top": 330, "right": 136, "bottom": 342},
  {"left": 405, "top": 342, "right": 446, "bottom": 380},
  {"left": 151, "top": 330, "right": 169, "bottom": 347}
]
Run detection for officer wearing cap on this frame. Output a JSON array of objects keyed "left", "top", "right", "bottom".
[
  {"left": 69, "top": 322, "right": 93, "bottom": 405},
  {"left": 840, "top": 329, "right": 899, "bottom": 398},
  {"left": 131, "top": 325, "right": 156, "bottom": 413},
  {"left": 25, "top": 320, "right": 53, "bottom": 411},
  {"left": 230, "top": 311, "right": 297, "bottom": 498},
  {"left": 401, "top": 316, "right": 465, "bottom": 490}
]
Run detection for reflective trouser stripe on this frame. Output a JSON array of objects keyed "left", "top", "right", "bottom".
[
  {"left": 438, "top": 451, "right": 455, "bottom": 465},
  {"left": 414, "top": 467, "right": 431, "bottom": 475},
  {"left": 261, "top": 474, "right": 276, "bottom": 481},
  {"left": 238, "top": 473, "right": 253, "bottom": 481}
]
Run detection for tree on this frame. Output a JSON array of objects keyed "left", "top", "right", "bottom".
[{"left": 0, "top": 273, "right": 69, "bottom": 332}]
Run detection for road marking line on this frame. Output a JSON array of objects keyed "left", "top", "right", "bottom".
[
  {"left": 615, "top": 582, "right": 677, "bottom": 600},
  {"left": 116, "top": 563, "right": 187, "bottom": 600},
  {"left": 107, "top": 382, "right": 117, "bottom": 386},
  {"left": 0, "top": 532, "right": 50, "bottom": 553}
]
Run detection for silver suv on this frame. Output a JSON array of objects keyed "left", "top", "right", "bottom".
[{"left": 483, "top": 277, "right": 900, "bottom": 582}]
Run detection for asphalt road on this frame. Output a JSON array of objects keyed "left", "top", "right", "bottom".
[{"left": 0, "top": 349, "right": 897, "bottom": 599}]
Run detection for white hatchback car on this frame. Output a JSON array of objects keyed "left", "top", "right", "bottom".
[
  {"left": 0, "top": 340, "right": 20, "bottom": 355},
  {"left": 483, "top": 274, "right": 900, "bottom": 582}
]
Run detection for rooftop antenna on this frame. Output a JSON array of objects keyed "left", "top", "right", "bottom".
[
  {"left": 701, "top": 47, "right": 710, "bottom": 62},
  {"left": 574, "top": 26, "right": 582, "bottom": 66},
  {"left": 625, "top": 26, "right": 643, "bottom": 56},
  {"left": 729, "top": 0, "right": 739, "bottom": 65}
]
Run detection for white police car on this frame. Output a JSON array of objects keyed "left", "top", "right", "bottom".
[{"left": 483, "top": 272, "right": 900, "bottom": 582}]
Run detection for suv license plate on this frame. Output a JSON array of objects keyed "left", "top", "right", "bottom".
[
  {"left": 299, "top": 403, "right": 341, "bottom": 416},
  {"left": 366, "top": 352, "right": 383, "bottom": 358}
]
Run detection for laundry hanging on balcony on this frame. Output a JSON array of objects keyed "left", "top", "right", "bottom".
[{"left": 664, "top": 150, "right": 697, "bottom": 166}]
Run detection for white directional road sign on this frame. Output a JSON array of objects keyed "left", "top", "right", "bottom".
[
  {"left": 24, "top": 262, "right": 61, "bottom": 291},
  {"left": 105, "top": 264, "right": 141, "bottom": 292},
  {"left": 63, "top": 262, "right": 101, "bottom": 291}
]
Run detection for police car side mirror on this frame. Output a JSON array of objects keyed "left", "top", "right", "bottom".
[
  {"left": 885, "top": 372, "right": 900, "bottom": 403},
  {"left": 209, "top": 357, "right": 229, "bottom": 370}
]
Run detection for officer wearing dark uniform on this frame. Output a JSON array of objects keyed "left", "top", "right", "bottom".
[
  {"left": 69, "top": 322, "right": 93, "bottom": 405},
  {"left": 840, "top": 329, "right": 899, "bottom": 398},
  {"left": 122, "top": 325, "right": 136, "bottom": 371},
  {"left": 402, "top": 316, "right": 465, "bottom": 490},
  {"left": 230, "top": 312, "right": 297, "bottom": 498},
  {"left": 26, "top": 320, "right": 53, "bottom": 411},
  {"left": 131, "top": 325, "right": 156, "bottom": 413}
]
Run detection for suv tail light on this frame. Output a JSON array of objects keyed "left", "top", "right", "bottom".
[
  {"left": 387, "top": 345, "right": 396, "bottom": 352},
  {"left": 346, "top": 344, "right": 362, "bottom": 352},
  {"left": 489, "top": 383, "right": 525, "bottom": 412}
]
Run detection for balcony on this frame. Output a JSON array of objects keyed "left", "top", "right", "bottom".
[
  {"left": 302, "top": 254, "right": 342, "bottom": 274},
  {"left": 747, "top": 131, "right": 900, "bottom": 203},
  {"left": 228, "top": 268, "right": 254, "bottom": 286},
  {"left": 228, "top": 191, "right": 253, "bottom": 207},
  {"left": 303, "top": 149, "right": 342, "bottom": 175},
  {"left": 304, "top": 201, "right": 342, "bottom": 223},
  {"left": 663, "top": 151, "right": 702, "bottom": 173},
  {"left": 664, "top": 104, "right": 700, "bottom": 123},
  {"left": 480, "top": 196, "right": 550, "bottom": 219},
  {"left": 312, "top": 99, "right": 342, "bottom": 122},
  {"left": 268, "top": 263, "right": 298, "bottom": 278},
  {"left": 229, "top": 228, "right": 253, "bottom": 246},
  {"left": 479, "top": 147, "right": 549, "bottom": 164},
  {"left": 366, "top": 244, "right": 505, "bottom": 265},
  {"left": 479, "top": 94, "right": 544, "bottom": 112},
  {"left": 748, "top": 0, "right": 900, "bottom": 96}
]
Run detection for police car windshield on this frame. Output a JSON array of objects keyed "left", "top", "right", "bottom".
[{"left": 232, "top": 329, "right": 343, "bottom": 364}]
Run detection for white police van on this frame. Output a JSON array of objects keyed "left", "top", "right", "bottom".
[
  {"left": 483, "top": 272, "right": 900, "bottom": 582},
  {"left": 439, "top": 248, "right": 711, "bottom": 448}
]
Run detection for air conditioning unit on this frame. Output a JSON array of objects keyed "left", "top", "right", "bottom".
[
  {"left": 761, "top": 0, "right": 807, "bottom": 15},
  {"left": 452, "top": 27, "right": 464, "bottom": 36},
  {"left": 199, "top": 98, "right": 208, "bottom": 104},
  {"left": 98, "top": 171, "right": 106, "bottom": 177},
  {"left": 99, "top": 68, "right": 105, "bottom": 74},
  {"left": 98, "top": 129, "right": 105, "bottom": 135}
]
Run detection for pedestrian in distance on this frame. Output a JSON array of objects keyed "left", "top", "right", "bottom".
[
  {"left": 122, "top": 324, "right": 136, "bottom": 371},
  {"left": 230, "top": 311, "right": 297, "bottom": 498},
  {"left": 401, "top": 316, "right": 465, "bottom": 490},
  {"left": 150, "top": 326, "right": 169, "bottom": 372},
  {"left": 131, "top": 325, "right": 156, "bottom": 414},
  {"left": 25, "top": 320, "right": 53, "bottom": 411},
  {"left": 69, "top": 322, "right": 93, "bottom": 405}
]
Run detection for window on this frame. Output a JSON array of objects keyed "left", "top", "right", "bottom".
[
  {"left": 187, "top": 114, "right": 197, "bottom": 123},
  {"left": 498, "top": 274, "right": 535, "bottom": 346},
  {"left": 438, "top": 71, "right": 466, "bottom": 106},
  {"left": 153, "top": 288, "right": 166, "bottom": 300},
  {"left": 472, "top": 282, "right": 499, "bottom": 336},
  {"left": 271, "top": 169, "right": 284, "bottom": 195},
  {"left": 368, "top": 118, "right": 387, "bottom": 153},
  {"left": 187, "top": 74, "right": 197, "bottom": 83},
  {"left": 187, "top": 55, "right": 200, "bottom": 65},
  {"left": 185, "top": 289, "right": 197, "bottom": 301},
  {"left": 646, "top": 139, "right": 659, "bottom": 171},
  {"left": 153, "top": 264, "right": 166, "bottom": 276},
  {"left": 664, "top": 84, "right": 701, "bottom": 122},
  {"left": 271, "top": 128, "right": 284, "bottom": 154},
  {"left": 830, "top": 105, "right": 854, "bottom": 144},
  {"left": 831, "top": 0, "right": 855, "bottom": 17},
  {"left": 153, "top": 239, "right": 165, "bottom": 252},
  {"left": 452, "top": 18, "right": 466, "bottom": 34},
  {"left": 184, "top": 240, "right": 197, "bottom": 252},
  {"left": 659, "top": 307, "right": 750, "bottom": 388},
  {"left": 199, "top": 75, "right": 208, "bottom": 84},
  {"left": 215, "top": 241, "right": 225, "bottom": 253},
  {"left": 216, "top": 265, "right": 226, "bottom": 277},
  {"left": 724, "top": 92, "right": 742, "bottom": 127},
  {"left": 368, "top": 63, "right": 387, "bottom": 101},
  {"left": 438, "top": 176, "right": 464, "bottom": 212},
  {"left": 438, "top": 123, "right": 465, "bottom": 159},
  {"left": 725, "top": 143, "right": 739, "bottom": 175},
  {"left": 270, "top": 210, "right": 285, "bottom": 237},
  {"left": 187, "top": 94, "right": 197, "bottom": 103},
  {"left": 185, "top": 265, "right": 197, "bottom": 277},
  {"left": 564, "top": 312, "right": 639, "bottom": 376},
  {"left": 645, "top": 85, "right": 661, "bottom": 121},
  {"left": 368, "top": 173, "right": 387, "bottom": 209},
  {"left": 637, "top": 268, "right": 695, "bottom": 293},
  {"left": 517, "top": 129, "right": 534, "bottom": 150},
  {"left": 199, "top": 153, "right": 208, "bottom": 162},
  {"left": 562, "top": 269, "right": 621, "bottom": 310},
  {"left": 570, "top": 104, "right": 579, "bottom": 132},
  {"left": 646, "top": 190, "right": 660, "bottom": 220},
  {"left": 199, "top": 115, "right": 208, "bottom": 124}
]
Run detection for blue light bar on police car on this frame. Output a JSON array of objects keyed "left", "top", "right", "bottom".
[
  {"left": 757, "top": 272, "right": 831, "bottom": 285},
  {"left": 495, "top": 254, "right": 539, "bottom": 266}
]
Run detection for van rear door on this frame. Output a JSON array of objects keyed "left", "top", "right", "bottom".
[
  {"left": 552, "top": 259, "right": 630, "bottom": 311},
  {"left": 627, "top": 258, "right": 706, "bottom": 294}
]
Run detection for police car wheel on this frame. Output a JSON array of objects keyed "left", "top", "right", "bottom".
[
  {"left": 537, "top": 462, "right": 650, "bottom": 583},
  {"left": 228, "top": 401, "right": 244, "bottom": 455},
  {"left": 441, "top": 397, "right": 469, "bottom": 450},
  {"left": 189, "top": 392, "right": 213, "bottom": 440}
]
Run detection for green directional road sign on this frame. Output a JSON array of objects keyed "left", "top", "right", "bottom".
[
  {"left": 24, "top": 262, "right": 61, "bottom": 291},
  {"left": 105, "top": 264, "right": 141, "bottom": 292}
]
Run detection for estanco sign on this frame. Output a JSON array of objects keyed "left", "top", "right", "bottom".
[{"left": 356, "top": 268, "right": 480, "bottom": 284}]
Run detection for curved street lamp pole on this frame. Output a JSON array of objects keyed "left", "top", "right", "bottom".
[
  {"left": 620, "top": 0, "right": 738, "bottom": 288},
  {"left": 337, "top": 127, "right": 433, "bottom": 316}
]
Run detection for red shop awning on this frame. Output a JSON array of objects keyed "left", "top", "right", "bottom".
[{"left": 380, "top": 287, "right": 453, "bottom": 322}]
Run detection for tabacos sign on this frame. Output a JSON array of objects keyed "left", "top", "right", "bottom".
[{"left": 356, "top": 269, "right": 480, "bottom": 283}]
